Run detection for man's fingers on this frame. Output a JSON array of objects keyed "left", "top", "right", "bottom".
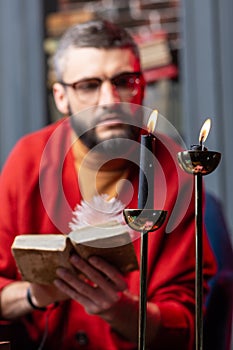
[
  {"left": 54, "top": 269, "right": 121, "bottom": 314},
  {"left": 70, "top": 255, "right": 127, "bottom": 292},
  {"left": 54, "top": 254, "right": 128, "bottom": 315},
  {"left": 88, "top": 256, "right": 127, "bottom": 291},
  {"left": 53, "top": 277, "right": 99, "bottom": 314}
]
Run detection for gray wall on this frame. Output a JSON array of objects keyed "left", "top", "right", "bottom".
[
  {"left": 181, "top": 0, "right": 233, "bottom": 239},
  {"left": 0, "top": 0, "right": 46, "bottom": 167}
]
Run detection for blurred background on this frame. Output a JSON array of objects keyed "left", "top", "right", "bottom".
[
  {"left": 0, "top": 0, "right": 232, "bottom": 237},
  {"left": 0, "top": 0, "right": 232, "bottom": 347}
]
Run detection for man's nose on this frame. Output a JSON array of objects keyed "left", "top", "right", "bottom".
[{"left": 98, "top": 80, "right": 121, "bottom": 105}]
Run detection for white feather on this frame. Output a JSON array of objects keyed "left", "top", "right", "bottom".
[{"left": 69, "top": 194, "right": 126, "bottom": 231}]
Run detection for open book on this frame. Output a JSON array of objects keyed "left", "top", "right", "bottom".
[{"left": 11, "top": 221, "right": 139, "bottom": 285}]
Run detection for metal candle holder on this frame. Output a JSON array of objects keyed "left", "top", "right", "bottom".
[
  {"left": 177, "top": 149, "right": 221, "bottom": 350},
  {"left": 123, "top": 209, "right": 167, "bottom": 350}
]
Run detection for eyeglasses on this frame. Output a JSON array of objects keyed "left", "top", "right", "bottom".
[{"left": 59, "top": 72, "right": 142, "bottom": 103}]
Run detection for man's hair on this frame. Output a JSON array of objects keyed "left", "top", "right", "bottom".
[{"left": 53, "top": 19, "right": 140, "bottom": 80}]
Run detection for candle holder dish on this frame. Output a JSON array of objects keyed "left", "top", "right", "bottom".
[
  {"left": 123, "top": 209, "right": 167, "bottom": 233},
  {"left": 177, "top": 150, "right": 221, "bottom": 175}
]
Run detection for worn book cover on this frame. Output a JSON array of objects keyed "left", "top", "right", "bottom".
[{"left": 11, "top": 221, "right": 139, "bottom": 285}]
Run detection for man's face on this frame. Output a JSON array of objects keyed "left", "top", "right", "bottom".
[{"left": 53, "top": 47, "right": 144, "bottom": 151}]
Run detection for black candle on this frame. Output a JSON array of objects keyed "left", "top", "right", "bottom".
[{"left": 138, "top": 111, "right": 157, "bottom": 210}]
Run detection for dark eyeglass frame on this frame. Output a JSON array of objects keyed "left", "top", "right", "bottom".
[{"left": 58, "top": 71, "right": 143, "bottom": 102}]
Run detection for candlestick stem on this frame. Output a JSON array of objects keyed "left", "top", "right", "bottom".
[
  {"left": 195, "top": 174, "right": 203, "bottom": 350},
  {"left": 139, "top": 230, "right": 148, "bottom": 350},
  {"left": 123, "top": 209, "right": 167, "bottom": 350}
]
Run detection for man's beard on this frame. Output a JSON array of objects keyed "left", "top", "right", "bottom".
[{"left": 70, "top": 104, "right": 142, "bottom": 157}]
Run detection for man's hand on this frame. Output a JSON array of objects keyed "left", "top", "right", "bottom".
[
  {"left": 53, "top": 253, "right": 160, "bottom": 345},
  {"left": 54, "top": 253, "right": 127, "bottom": 315}
]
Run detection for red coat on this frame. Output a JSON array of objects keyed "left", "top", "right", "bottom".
[{"left": 0, "top": 118, "right": 216, "bottom": 349}]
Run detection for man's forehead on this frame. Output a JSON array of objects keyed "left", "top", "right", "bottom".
[
  {"left": 64, "top": 46, "right": 138, "bottom": 64},
  {"left": 62, "top": 47, "right": 140, "bottom": 80}
]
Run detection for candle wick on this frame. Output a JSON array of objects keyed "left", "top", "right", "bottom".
[{"left": 200, "top": 136, "right": 204, "bottom": 150}]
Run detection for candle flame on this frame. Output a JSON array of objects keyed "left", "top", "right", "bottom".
[
  {"left": 147, "top": 110, "right": 158, "bottom": 133},
  {"left": 199, "top": 118, "right": 211, "bottom": 144}
]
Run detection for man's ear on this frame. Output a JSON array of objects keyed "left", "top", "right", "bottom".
[{"left": 53, "top": 83, "right": 69, "bottom": 114}]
